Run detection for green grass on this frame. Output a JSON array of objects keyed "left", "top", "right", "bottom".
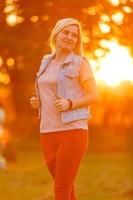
[{"left": 0, "top": 136, "right": 133, "bottom": 200}]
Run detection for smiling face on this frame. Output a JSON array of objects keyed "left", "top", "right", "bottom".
[{"left": 55, "top": 25, "right": 79, "bottom": 53}]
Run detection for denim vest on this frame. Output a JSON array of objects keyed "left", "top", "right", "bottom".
[{"left": 35, "top": 52, "right": 91, "bottom": 123}]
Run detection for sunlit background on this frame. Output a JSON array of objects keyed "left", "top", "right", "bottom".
[
  {"left": 0, "top": 0, "right": 133, "bottom": 167},
  {"left": 0, "top": 1, "right": 133, "bottom": 200}
]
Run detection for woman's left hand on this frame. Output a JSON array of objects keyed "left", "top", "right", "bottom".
[{"left": 53, "top": 95, "right": 70, "bottom": 112}]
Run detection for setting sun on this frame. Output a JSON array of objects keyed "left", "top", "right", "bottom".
[{"left": 89, "top": 40, "right": 133, "bottom": 86}]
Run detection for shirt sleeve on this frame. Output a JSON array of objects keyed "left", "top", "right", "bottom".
[{"left": 79, "top": 57, "right": 94, "bottom": 83}]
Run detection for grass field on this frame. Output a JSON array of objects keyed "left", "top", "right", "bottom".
[{"left": 0, "top": 132, "right": 133, "bottom": 200}]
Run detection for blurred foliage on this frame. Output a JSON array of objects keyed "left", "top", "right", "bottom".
[{"left": 0, "top": 0, "right": 133, "bottom": 83}]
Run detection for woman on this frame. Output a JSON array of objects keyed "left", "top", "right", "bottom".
[{"left": 30, "top": 18, "right": 98, "bottom": 200}]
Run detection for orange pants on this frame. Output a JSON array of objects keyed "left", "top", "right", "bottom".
[{"left": 40, "top": 129, "right": 89, "bottom": 200}]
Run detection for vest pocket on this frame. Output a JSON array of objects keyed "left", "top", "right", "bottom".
[{"left": 64, "top": 69, "right": 79, "bottom": 79}]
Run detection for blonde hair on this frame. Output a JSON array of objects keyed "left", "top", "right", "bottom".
[{"left": 49, "top": 18, "right": 83, "bottom": 55}]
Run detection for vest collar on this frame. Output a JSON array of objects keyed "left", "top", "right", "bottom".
[
  {"left": 36, "top": 51, "right": 75, "bottom": 77},
  {"left": 48, "top": 51, "right": 75, "bottom": 64}
]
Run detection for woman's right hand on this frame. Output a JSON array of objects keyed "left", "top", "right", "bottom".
[{"left": 29, "top": 96, "right": 40, "bottom": 109}]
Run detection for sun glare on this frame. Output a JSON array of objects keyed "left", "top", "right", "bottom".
[
  {"left": 108, "top": 0, "right": 120, "bottom": 6},
  {"left": 89, "top": 40, "right": 133, "bottom": 86},
  {"left": 98, "top": 22, "right": 111, "bottom": 33},
  {"left": 111, "top": 12, "right": 124, "bottom": 25},
  {"left": 6, "top": 14, "right": 24, "bottom": 26}
]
